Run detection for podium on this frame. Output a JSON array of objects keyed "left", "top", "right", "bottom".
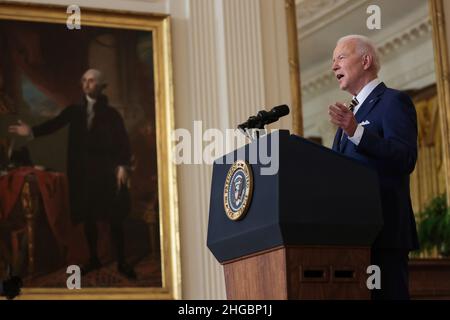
[{"left": 207, "top": 130, "right": 383, "bottom": 299}]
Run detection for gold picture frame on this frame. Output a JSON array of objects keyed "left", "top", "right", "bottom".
[
  {"left": 429, "top": 0, "right": 450, "bottom": 202},
  {"left": 0, "top": 2, "right": 181, "bottom": 299}
]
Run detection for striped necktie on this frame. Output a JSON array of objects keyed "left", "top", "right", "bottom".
[
  {"left": 339, "top": 97, "right": 359, "bottom": 144},
  {"left": 348, "top": 97, "right": 359, "bottom": 113}
]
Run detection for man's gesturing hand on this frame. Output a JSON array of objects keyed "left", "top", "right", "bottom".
[
  {"left": 116, "top": 166, "right": 129, "bottom": 190},
  {"left": 329, "top": 102, "right": 358, "bottom": 137},
  {"left": 8, "top": 120, "right": 31, "bottom": 137}
]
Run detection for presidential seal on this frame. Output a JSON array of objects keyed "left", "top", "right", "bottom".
[{"left": 223, "top": 160, "right": 254, "bottom": 221}]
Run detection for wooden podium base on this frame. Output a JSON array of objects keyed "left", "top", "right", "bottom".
[{"left": 223, "top": 246, "right": 371, "bottom": 300}]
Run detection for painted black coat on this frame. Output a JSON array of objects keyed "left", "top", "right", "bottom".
[{"left": 33, "top": 95, "right": 131, "bottom": 224}]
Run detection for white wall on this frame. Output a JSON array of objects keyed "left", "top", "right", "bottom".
[{"left": 9, "top": 0, "right": 292, "bottom": 299}]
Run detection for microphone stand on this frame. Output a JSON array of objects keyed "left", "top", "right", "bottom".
[
  {"left": 238, "top": 127, "right": 268, "bottom": 142},
  {"left": 238, "top": 105, "right": 289, "bottom": 141}
]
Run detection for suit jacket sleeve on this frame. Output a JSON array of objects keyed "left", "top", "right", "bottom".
[
  {"left": 355, "top": 92, "right": 418, "bottom": 175},
  {"left": 32, "top": 105, "right": 74, "bottom": 138}
]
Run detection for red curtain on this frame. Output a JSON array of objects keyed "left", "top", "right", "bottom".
[{"left": 1, "top": 21, "right": 91, "bottom": 108}]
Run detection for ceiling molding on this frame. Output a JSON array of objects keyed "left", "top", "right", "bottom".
[
  {"left": 301, "top": 17, "right": 432, "bottom": 99},
  {"left": 386, "top": 60, "right": 435, "bottom": 90},
  {"left": 296, "top": 0, "right": 368, "bottom": 39}
]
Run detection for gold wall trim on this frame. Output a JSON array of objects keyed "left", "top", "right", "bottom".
[
  {"left": 429, "top": 0, "right": 450, "bottom": 202},
  {"left": 285, "top": 0, "right": 304, "bottom": 136}
]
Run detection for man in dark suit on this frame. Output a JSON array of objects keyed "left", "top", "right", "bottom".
[
  {"left": 329, "top": 35, "right": 419, "bottom": 300},
  {"left": 9, "top": 69, "right": 136, "bottom": 279}
]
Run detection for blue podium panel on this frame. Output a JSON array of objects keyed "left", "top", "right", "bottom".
[{"left": 207, "top": 130, "right": 382, "bottom": 263}]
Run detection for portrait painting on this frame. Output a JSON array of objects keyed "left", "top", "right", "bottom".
[{"left": 0, "top": 2, "right": 180, "bottom": 299}]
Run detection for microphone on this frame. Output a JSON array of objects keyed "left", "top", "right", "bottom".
[{"left": 238, "top": 105, "right": 290, "bottom": 130}]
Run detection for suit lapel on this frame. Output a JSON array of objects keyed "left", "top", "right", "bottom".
[
  {"left": 355, "top": 82, "right": 386, "bottom": 123},
  {"left": 333, "top": 82, "right": 386, "bottom": 154}
]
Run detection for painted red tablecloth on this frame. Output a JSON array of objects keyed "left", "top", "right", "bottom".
[
  {"left": 1, "top": 167, "right": 128, "bottom": 267},
  {"left": 0, "top": 167, "right": 71, "bottom": 247}
]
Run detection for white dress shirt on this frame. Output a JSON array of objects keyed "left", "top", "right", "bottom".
[
  {"left": 348, "top": 78, "right": 381, "bottom": 145},
  {"left": 86, "top": 95, "right": 96, "bottom": 129}
]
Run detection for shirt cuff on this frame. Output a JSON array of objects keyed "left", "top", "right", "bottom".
[
  {"left": 117, "top": 165, "right": 131, "bottom": 172},
  {"left": 348, "top": 124, "right": 364, "bottom": 146}
]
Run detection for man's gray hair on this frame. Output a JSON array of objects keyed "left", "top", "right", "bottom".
[
  {"left": 337, "top": 35, "right": 380, "bottom": 74},
  {"left": 82, "top": 68, "right": 107, "bottom": 86}
]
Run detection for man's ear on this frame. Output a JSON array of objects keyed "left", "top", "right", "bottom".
[{"left": 362, "top": 54, "right": 373, "bottom": 71}]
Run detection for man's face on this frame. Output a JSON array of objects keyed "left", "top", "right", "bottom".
[
  {"left": 332, "top": 40, "right": 366, "bottom": 95},
  {"left": 81, "top": 71, "right": 102, "bottom": 98}
]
